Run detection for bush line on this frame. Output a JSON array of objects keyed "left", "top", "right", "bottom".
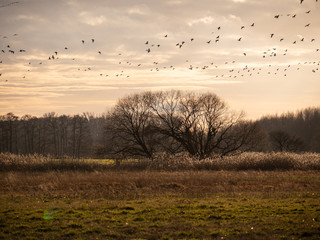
[{"left": 0, "top": 152, "right": 320, "bottom": 172}]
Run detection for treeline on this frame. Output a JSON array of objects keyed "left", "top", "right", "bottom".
[
  {"left": 0, "top": 112, "right": 107, "bottom": 158},
  {"left": 0, "top": 91, "right": 319, "bottom": 158},
  {"left": 257, "top": 107, "right": 320, "bottom": 152}
]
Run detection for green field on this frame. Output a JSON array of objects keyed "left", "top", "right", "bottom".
[
  {"left": 1, "top": 192, "right": 320, "bottom": 240},
  {"left": 1, "top": 170, "right": 320, "bottom": 239}
]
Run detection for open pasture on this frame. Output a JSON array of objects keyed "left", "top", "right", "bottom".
[{"left": 1, "top": 168, "right": 320, "bottom": 239}]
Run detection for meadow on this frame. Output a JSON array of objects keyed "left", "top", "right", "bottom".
[{"left": 1, "top": 152, "right": 320, "bottom": 239}]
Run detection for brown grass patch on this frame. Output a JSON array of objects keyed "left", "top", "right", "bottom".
[{"left": 1, "top": 170, "right": 320, "bottom": 199}]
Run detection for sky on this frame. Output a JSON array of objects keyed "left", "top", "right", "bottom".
[{"left": 0, "top": 0, "right": 319, "bottom": 119}]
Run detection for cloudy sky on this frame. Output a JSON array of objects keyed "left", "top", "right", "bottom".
[{"left": 0, "top": 0, "right": 319, "bottom": 119}]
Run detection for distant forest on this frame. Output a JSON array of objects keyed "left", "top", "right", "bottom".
[
  {"left": 0, "top": 92, "right": 319, "bottom": 158},
  {"left": 256, "top": 107, "right": 320, "bottom": 153}
]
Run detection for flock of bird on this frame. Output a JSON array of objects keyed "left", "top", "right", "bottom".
[{"left": 0, "top": 0, "right": 319, "bottom": 84}]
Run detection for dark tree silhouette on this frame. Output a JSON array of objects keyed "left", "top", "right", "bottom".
[
  {"left": 269, "top": 130, "right": 304, "bottom": 152},
  {"left": 257, "top": 107, "right": 320, "bottom": 152},
  {"left": 105, "top": 90, "right": 264, "bottom": 159},
  {"left": 149, "top": 90, "right": 263, "bottom": 158},
  {"left": 105, "top": 92, "right": 158, "bottom": 158}
]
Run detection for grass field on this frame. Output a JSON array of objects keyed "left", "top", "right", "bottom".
[{"left": 1, "top": 169, "right": 320, "bottom": 239}]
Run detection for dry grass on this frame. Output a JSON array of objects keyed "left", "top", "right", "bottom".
[
  {"left": 1, "top": 152, "right": 320, "bottom": 172},
  {"left": 1, "top": 170, "right": 320, "bottom": 199},
  {"left": 0, "top": 153, "right": 107, "bottom": 172},
  {"left": 149, "top": 152, "right": 320, "bottom": 171}
]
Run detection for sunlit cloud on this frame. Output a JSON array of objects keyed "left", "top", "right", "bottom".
[
  {"left": 166, "top": 1, "right": 183, "bottom": 6},
  {"left": 188, "top": 16, "right": 215, "bottom": 26},
  {"left": 127, "top": 6, "right": 148, "bottom": 15},
  {"left": 232, "top": 0, "right": 247, "bottom": 3},
  {"left": 78, "top": 11, "right": 106, "bottom": 26},
  {"left": 16, "top": 14, "right": 47, "bottom": 23}
]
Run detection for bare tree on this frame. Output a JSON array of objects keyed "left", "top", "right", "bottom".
[
  {"left": 105, "top": 92, "right": 158, "bottom": 158},
  {"left": 150, "top": 90, "right": 261, "bottom": 158},
  {"left": 21, "top": 115, "right": 37, "bottom": 154},
  {"left": 0, "top": 113, "right": 19, "bottom": 153},
  {"left": 105, "top": 90, "right": 263, "bottom": 159},
  {"left": 269, "top": 130, "right": 305, "bottom": 152},
  {"left": 217, "top": 121, "right": 267, "bottom": 155}
]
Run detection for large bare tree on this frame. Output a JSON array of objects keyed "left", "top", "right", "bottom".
[{"left": 106, "top": 90, "right": 263, "bottom": 159}]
